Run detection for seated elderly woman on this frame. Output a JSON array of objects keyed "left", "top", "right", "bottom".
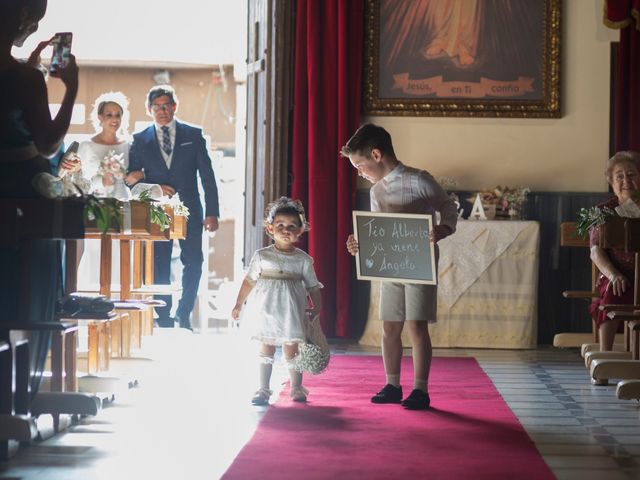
[{"left": 589, "top": 151, "right": 640, "bottom": 351}]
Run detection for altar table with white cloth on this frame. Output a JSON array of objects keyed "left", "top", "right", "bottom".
[{"left": 358, "top": 220, "right": 540, "bottom": 349}]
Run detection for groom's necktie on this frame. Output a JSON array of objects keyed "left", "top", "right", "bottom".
[{"left": 161, "top": 126, "right": 172, "bottom": 156}]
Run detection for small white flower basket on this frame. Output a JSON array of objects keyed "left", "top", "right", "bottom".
[{"left": 294, "top": 314, "right": 330, "bottom": 375}]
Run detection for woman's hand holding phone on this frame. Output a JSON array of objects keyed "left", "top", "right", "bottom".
[
  {"left": 27, "top": 37, "right": 53, "bottom": 68},
  {"left": 49, "top": 32, "right": 77, "bottom": 91}
]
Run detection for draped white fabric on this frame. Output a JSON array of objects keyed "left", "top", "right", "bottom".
[
  {"left": 437, "top": 220, "right": 530, "bottom": 307},
  {"left": 360, "top": 221, "right": 540, "bottom": 349}
]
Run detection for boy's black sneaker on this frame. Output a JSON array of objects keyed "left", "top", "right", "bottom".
[
  {"left": 371, "top": 384, "right": 403, "bottom": 404},
  {"left": 401, "top": 389, "right": 430, "bottom": 410}
]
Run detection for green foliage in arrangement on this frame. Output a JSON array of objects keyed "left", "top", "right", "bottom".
[
  {"left": 575, "top": 206, "right": 616, "bottom": 239},
  {"left": 137, "top": 189, "right": 171, "bottom": 231},
  {"left": 83, "top": 196, "right": 123, "bottom": 235}
]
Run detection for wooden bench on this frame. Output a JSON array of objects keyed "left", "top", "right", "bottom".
[
  {"left": 588, "top": 218, "right": 640, "bottom": 390},
  {"left": 0, "top": 336, "right": 36, "bottom": 459},
  {"left": 554, "top": 222, "right": 600, "bottom": 349}
]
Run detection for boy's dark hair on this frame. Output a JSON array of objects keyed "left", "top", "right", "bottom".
[
  {"left": 340, "top": 123, "right": 396, "bottom": 159},
  {"left": 146, "top": 84, "right": 178, "bottom": 109}
]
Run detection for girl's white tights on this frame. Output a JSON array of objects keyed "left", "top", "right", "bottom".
[
  {"left": 259, "top": 354, "right": 274, "bottom": 390},
  {"left": 289, "top": 368, "right": 303, "bottom": 388}
]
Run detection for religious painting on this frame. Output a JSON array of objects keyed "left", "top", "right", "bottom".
[{"left": 363, "top": 0, "right": 561, "bottom": 118}]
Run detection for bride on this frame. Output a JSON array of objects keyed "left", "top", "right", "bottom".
[
  {"left": 75, "top": 91, "right": 156, "bottom": 290},
  {"left": 77, "top": 91, "right": 142, "bottom": 199}
]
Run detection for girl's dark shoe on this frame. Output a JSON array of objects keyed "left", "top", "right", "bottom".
[
  {"left": 251, "top": 388, "right": 272, "bottom": 406},
  {"left": 371, "top": 384, "right": 403, "bottom": 404},
  {"left": 401, "top": 389, "right": 430, "bottom": 410}
]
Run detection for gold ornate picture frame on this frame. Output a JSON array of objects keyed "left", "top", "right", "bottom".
[{"left": 363, "top": 0, "right": 561, "bottom": 118}]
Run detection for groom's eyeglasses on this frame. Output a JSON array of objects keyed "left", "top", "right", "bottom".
[{"left": 151, "top": 103, "right": 174, "bottom": 112}]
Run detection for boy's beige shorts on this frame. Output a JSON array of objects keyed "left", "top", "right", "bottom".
[{"left": 379, "top": 282, "right": 437, "bottom": 323}]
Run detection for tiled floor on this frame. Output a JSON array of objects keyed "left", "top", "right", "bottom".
[{"left": 1, "top": 330, "right": 640, "bottom": 479}]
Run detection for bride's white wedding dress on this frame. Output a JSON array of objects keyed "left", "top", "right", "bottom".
[
  {"left": 76, "top": 140, "right": 130, "bottom": 291},
  {"left": 78, "top": 140, "right": 131, "bottom": 201}
]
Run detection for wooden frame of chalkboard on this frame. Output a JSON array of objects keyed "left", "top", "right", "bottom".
[{"left": 352, "top": 211, "right": 437, "bottom": 284}]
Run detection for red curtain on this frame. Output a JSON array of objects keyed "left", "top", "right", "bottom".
[
  {"left": 291, "top": 0, "right": 364, "bottom": 337},
  {"left": 605, "top": 0, "right": 640, "bottom": 151}
]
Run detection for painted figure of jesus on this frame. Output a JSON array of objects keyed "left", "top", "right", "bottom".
[{"left": 423, "top": 0, "right": 483, "bottom": 66}]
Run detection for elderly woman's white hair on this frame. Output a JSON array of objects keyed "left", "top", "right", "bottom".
[
  {"left": 605, "top": 151, "right": 640, "bottom": 183},
  {"left": 89, "top": 91, "right": 130, "bottom": 136}
]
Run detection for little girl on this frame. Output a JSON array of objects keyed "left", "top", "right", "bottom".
[{"left": 232, "top": 197, "right": 323, "bottom": 405}]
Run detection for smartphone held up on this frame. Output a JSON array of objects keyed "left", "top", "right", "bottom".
[{"left": 49, "top": 32, "right": 72, "bottom": 76}]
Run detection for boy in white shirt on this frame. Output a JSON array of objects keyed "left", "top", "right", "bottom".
[{"left": 343, "top": 124, "right": 457, "bottom": 410}]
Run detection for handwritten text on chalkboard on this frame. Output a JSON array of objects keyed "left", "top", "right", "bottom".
[{"left": 353, "top": 211, "right": 437, "bottom": 284}]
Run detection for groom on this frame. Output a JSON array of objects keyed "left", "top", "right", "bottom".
[{"left": 129, "top": 85, "right": 220, "bottom": 330}]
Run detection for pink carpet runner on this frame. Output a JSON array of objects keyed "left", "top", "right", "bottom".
[{"left": 223, "top": 356, "right": 554, "bottom": 479}]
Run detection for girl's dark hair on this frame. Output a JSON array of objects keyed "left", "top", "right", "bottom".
[{"left": 264, "top": 197, "right": 309, "bottom": 233}]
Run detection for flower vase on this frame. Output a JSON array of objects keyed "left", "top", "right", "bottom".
[{"left": 508, "top": 202, "right": 526, "bottom": 220}]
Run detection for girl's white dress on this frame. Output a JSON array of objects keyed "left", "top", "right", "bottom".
[{"left": 241, "top": 245, "right": 323, "bottom": 345}]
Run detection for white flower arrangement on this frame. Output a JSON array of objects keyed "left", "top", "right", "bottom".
[
  {"left": 576, "top": 205, "right": 616, "bottom": 239},
  {"left": 292, "top": 314, "right": 330, "bottom": 375},
  {"left": 500, "top": 186, "right": 531, "bottom": 210},
  {"left": 293, "top": 343, "right": 330, "bottom": 375},
  {"left": 165, "top": 193, "right": 190, "bottom": 218},
  {"left": 469, "top": 185, "right": 530, "bottom": 210}
]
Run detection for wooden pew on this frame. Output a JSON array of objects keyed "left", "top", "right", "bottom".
[
  {"left": 554, "top": 222, "right": 601, "bottom": 349},
  {"left": 75, "top": 204, "right": 185, "bottom": 383},
  {"left": 0, "top": 336, "right": 37, "bottom": 459},
  {"left": 0, "top": 197, "right": 101, "bottom": 454},
  {"left": 588, "top": 218, "right": 640, "bottom": 389}
]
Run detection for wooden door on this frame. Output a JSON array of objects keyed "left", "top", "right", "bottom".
[{"left": 244, "top": 0, "right": 294, "bottom": 264}]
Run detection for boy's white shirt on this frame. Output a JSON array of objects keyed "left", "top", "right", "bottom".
[{"left": 369, "top": 162, "right": 458, "bottom": 232}]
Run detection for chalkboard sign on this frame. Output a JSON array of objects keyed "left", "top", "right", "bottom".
[{"left": 352, "top": 211, "right": 436, "bottom": 284}]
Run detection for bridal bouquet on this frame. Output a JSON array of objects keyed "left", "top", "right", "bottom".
[{"left": 99, "top": 150, "right": 126, "bottom": 181}]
